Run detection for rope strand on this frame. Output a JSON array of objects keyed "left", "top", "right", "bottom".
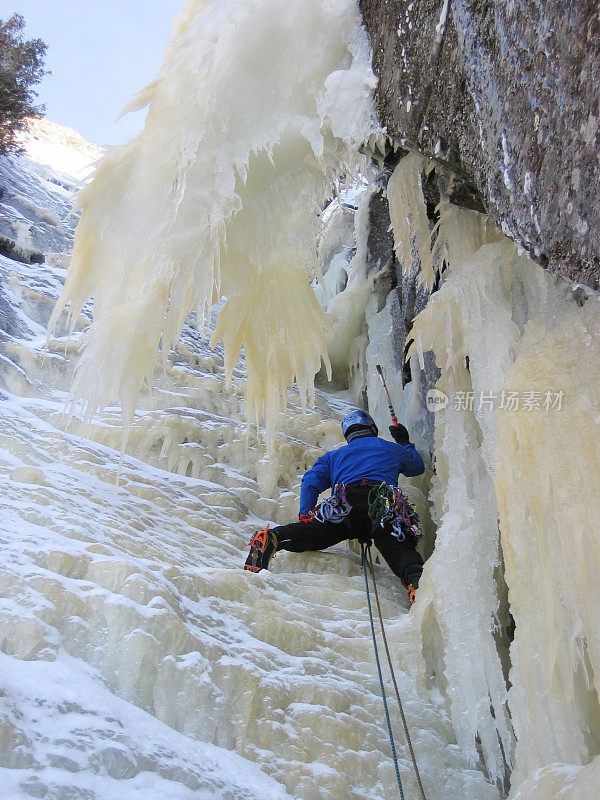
[
  {"left": 366, "top": 546, "right": 428, "bottom": 800},
  {"left": 361, "top": 543, "right": 405, "bottom": 800}
]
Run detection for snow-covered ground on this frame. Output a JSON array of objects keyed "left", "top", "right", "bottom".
[{"left": 0, "top": 123, "right": 501, "bottom": 799}]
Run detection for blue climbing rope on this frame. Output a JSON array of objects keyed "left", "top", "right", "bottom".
[{"left": 361, "top": 543, "right": 406, "bottom": 800}]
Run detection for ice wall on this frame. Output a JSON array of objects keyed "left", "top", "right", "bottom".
[
  {"left": 12, "top": 2, "right": 600, "bottom": 796},
  {"left": 370, "top": 151, "right": 600, "bottom": 798},
  {"left": 0, "top": 131, "right": 503, "bottom": 799},
  {"left": 49, "top": 0, "right": 378, "bottom": 447}
]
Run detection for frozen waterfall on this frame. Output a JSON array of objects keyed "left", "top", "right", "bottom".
[
  {"left": 2, "top": 0, "right": 600, "bottom": 799},
  {"left": 0, "top": 120, "right": 499, "bottom": 799}
]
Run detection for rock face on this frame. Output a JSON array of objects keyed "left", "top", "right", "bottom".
[{"left": 359, "top": 0, "right": 600, "bottom": 289}]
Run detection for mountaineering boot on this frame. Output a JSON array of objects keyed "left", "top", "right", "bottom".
[
  {"left": 244, "top": 525, "right": 279, "bottom": 572},
  {"left": 403, "top": 566, "right": 422, "bottom": 605}
]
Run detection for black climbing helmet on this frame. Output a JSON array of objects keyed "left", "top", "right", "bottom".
[{"left": 342, "top": 410, "right": 378, "bottom": 442}]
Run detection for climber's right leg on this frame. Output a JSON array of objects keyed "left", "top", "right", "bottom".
[{"left": 372, "top": 529, "right": 424, "bottom": 604}]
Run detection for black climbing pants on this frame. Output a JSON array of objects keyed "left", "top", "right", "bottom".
[{"left": 272, "top": 480, "right": 423, "bottom": 585}]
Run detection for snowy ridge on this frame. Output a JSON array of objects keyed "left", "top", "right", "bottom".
[
  {"left": 0, "top": 118, "right": 102, "bottom": 262},
  {"left": 19, "top": 118, "right": 104, "bottom": 182}
]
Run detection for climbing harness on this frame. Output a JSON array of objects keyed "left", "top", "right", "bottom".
[
  {"left": 368, "top": 482, "right": 422, "bottom": 542},
  {"left": 361, "top": 542, "right": 428, "bottom": 800},
  {"left": 313, "top": 483, "right": 352, "bottom": 524}
]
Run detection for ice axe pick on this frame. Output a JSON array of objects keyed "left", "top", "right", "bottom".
[{"left": 376, "top": 364, "right": 399, "bottom": 427}]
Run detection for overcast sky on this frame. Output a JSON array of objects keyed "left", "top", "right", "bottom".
[{"left": 2, "top": 1, "right": 183, "bottom": 145}]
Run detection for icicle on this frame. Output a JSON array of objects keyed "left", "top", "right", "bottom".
[
  {"left": 400, "top": 201, "right": 600, "bottom": 789},
  {"left": 387, "top": 151, "right": 440, "bottom": 288},
  {"left": 48, "top": 0, "right": 379, "bottom": 451}
]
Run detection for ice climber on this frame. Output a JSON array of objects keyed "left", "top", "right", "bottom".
[{"left": 244, "top": 410, "right": 426, "bottom": 603}]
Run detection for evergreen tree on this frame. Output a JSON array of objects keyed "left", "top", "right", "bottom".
[{"left": 0, "top": 14, "right": 47, "bottom": 155}]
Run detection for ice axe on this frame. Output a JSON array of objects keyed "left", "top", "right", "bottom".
[{"left": 376, "top": 364, "right": 399, "bottom": 427}]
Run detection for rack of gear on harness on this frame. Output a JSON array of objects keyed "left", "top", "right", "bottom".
[
  {"left": 367, "top": 482, "right": 422, "bottom": 542},
  {"left": 300, "top": 482, "right": 353, "bottom": 525}
]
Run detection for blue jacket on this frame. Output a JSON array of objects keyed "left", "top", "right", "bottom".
[{"left": 299, "top": 435, "right": 425, "bottom": 514}]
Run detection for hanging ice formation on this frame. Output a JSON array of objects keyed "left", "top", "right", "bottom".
[
  {"left": 334, "top": 150, "right": 600, "bottom": 798},
  {"left": 311, "top": 141, "right": 600, "bottom": 794},
  {"left": 48, "top": 0, "right": 379, "bottom": 447}
]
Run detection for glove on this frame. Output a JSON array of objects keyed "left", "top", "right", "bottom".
[{"left": 389, "top": 424, "right": 410, "bottom": 445}]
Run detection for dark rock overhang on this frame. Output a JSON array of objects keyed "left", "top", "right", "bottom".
[{"left": 359, "top": 0, "right": 600, "bottom": 290}]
